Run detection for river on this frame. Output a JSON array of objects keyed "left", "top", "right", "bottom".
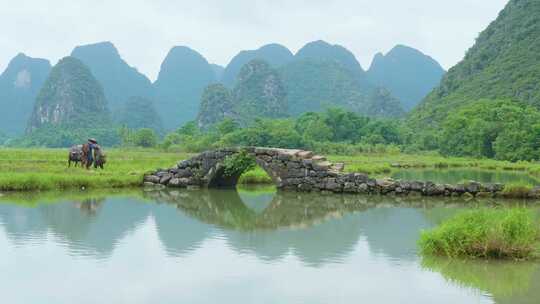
[{"left": 0, "top": 187, "right": 538, "bottom": 303}]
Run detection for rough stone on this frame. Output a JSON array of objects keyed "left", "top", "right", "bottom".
[
  {"left": 312, "top": 161, "right": 332, "bottom": 171},
  {"left": 159, "top": 174, "right": 172, "bottom": 185},
  {"left": 144, "top": 175, "right": 160, "bottom": 184}
]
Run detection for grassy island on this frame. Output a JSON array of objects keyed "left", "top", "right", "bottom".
[{"left": 419, "top": 208, "right": 540, "bottom": 260}]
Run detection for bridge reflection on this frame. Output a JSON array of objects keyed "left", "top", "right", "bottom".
[{"left": 0, "top": 188, "right": 472, "bottom": 264}]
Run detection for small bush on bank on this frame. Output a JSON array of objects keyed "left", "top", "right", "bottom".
[
  {"left": 419, "top": 209, "right": 539, "bottom": 259},
  {"left": 238, "top": 167, "right": 273, "bottom": 184}
]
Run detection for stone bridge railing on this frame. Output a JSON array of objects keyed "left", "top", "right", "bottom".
[{"left": 143, "top": 147, "right": 532, "bottom": 198}]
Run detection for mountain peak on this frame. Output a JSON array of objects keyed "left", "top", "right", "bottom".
[
  {"left": 0, "top": 53, "right": 52, "bottom": 135},
  {"left": 154, "top": 46, "right": 216, "bottom": 129},
  {"left": 71, "top": 41, "right": 154, "bottom": 111},
  {"left": 367, "top": 45, "right": 445, "bottom": 110},
  {"left": 27, "top": 56, "right": 110, "bottom": 133},
  {"left": 295, "top": 40, "right": 365, "bottom": 74},
  {"left": 221, "top": 43, "right": 293, "bottom": 86},
  {"left": 71, "top": 41, "right": 120, "bottom": 58}
]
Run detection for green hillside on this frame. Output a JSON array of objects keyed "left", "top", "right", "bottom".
[{"left": 409, "top": 0, "right": 540, "bottom": 129}]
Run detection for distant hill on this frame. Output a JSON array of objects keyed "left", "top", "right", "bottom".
[
  {"left": 232, "top": 59, "right": 288, "bottom": 123},
  {"left": 278, "top": 40, "right": 404, "bottom": 118},
  {"left": 210, "top": 64, "right": 225, "bottom": 81},
  {"left": 114, "top": 96, "right": 163, "bottom": 133},
  {"left": 197, "top": 84, "right": 238, "bottom": 130},
  {"left": 280, "top": 58, "right": 404, "bottom": 118},
  {"left": 367, "top": 45, "right": 445, "bottom": 111},
  {"left": 221, "top": 44, "right": 293, "bottom": 87},
  {"left": 153, "top": 46, "right": 216, "bottom": 130},
  {"left": 0, "top": 53, "right": 51, "bottom": 135},
  {"left": 71, "top": 41, "right": 154, "bottom": 110},
  {"left": 197, "top": 60, "right": 288, "bottom": 129},
  {"left": 27, "top": 57, "right": 110, "bottom": 133},
  {"left": 409, "top": 0, "right": 540, "bottom": 129}
]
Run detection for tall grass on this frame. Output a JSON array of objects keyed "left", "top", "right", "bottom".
[
  {"left": 419, "top": 208, "right": 539, "bottom": 259},
  {"left": 501, "top": 182, "right": 535, "bottom": 198}
]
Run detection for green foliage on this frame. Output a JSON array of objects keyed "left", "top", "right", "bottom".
[
  {"left": 238, "top": 166, "right": 273, "bottom": 184},
  {"left": 222, "top": 119, "right": 302, "bottom": 149},
  {"left": 501, "top": 182, "right": 534, "bottom": 199},
  {"left": 222, "top": 150, "right": 257, "bottom": 177},
  {"left": 11, "top": 124, "right": 120, "bottom": 148},
  {"left": 419, "top": 208, "right": 539, "bottom": 259},
  {"left": 163, "top": 108, "right": 410, "bottom": 153},
  {"left": 131, "top": 128, "right": 158, "bottom": 148},
  {"left": 439, "top": 100, "right": 540, "bottom": 161}
]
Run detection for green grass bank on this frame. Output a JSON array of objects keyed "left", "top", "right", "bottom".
[{"left": 2, "top": 148, "right": 540, "bottom": 192}]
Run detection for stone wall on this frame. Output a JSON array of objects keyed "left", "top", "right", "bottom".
[{"left": 143, "top": 147, "right": 536, "bottom": 198}]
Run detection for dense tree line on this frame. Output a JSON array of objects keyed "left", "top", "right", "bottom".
[{"left": 161, "top": 107, "right": 404, "bottom": 154}]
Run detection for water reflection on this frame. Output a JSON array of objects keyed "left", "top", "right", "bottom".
[
  {"left": 0, "top": 195, "right": 151, "bottom": 259},
  {"left": 0, "top": 189, "right": 538, "bottom": 303},
  {"left": 422, "top": 257, "right": 540, "bottom": 304}
]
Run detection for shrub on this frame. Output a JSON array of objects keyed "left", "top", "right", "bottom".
[{"left": 132, "top": 128, "right": 158, "bottom": 148}]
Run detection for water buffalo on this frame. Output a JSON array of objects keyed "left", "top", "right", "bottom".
[
  {"left": 68, "top": 145, "right": 83, "bottom": 167},
  {"left": 93, "top": 146, "right": 107, "bottom": 169}
]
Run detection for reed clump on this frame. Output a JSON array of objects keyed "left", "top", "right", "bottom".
[{"left": 419, "top": 208, "right": 539, "bottom": 259}]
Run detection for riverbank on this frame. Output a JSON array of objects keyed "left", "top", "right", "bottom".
[{"left": 2, "top": 148, "right": 540, "bottom": 193}]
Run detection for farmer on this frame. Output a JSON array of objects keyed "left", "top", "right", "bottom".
[{"left": 86, "top": 138, "right": 98, "bottom": 169}]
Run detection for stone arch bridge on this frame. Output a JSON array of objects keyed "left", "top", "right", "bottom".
[
  {"left": 144, "top": 147, "right": 346, "bottom": 190},
  {"left": 144, "top": 147, "right": 509, "bottom": 197}
]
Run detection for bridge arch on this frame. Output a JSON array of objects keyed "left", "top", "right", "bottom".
[{"left": 144, "top": 147, "right": 343, "bottom": 190}]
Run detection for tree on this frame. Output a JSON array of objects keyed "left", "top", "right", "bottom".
[
  {"left": 132, "top": 128, "right": 158, "bottom": 148},
  {"left": 439, "top": 99, "right": 540, "bottom": 161}
]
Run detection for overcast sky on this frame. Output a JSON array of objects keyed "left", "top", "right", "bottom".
[{"left": 1, "top": 0, "right": 508, "bottom": 81}]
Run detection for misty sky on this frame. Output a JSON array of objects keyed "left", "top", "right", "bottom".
[{"left": 1, "top": 0, "right": 508, "bottom": 81}]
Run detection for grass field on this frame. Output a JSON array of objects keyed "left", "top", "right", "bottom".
[
  {"left": 0, "top": 148, "right": 190, "bottom": 191},
  {"left": 2, "top": 148, "right": 540, "bottom": 192}
]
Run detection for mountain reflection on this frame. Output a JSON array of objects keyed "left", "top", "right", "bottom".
[{"left": 0, "top": 189, "right": 477, "bottom": 264}]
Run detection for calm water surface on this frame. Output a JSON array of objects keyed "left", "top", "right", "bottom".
[{"left": 0, "top": 188, "right": 538, "bottom": 303}]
